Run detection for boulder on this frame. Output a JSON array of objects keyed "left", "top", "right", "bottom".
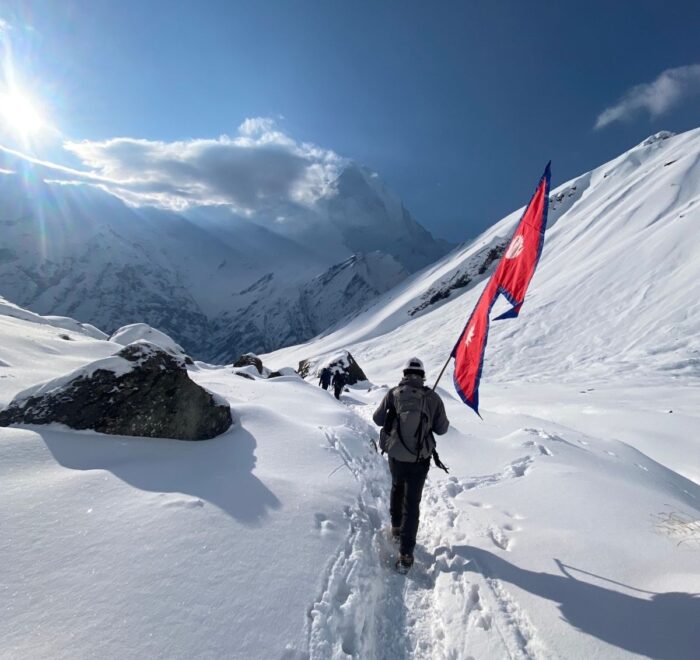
[
  {"left": 232, "top": 354, "right": 296, "bottom": 379},
  {"left": 232, "top": 353, "right": 264, "bottom": 374},
  {"left": 0, "top": 342, "right": 232, "bottom": 440},
  {"left": 268, "top": 367, "right": 299, "bottom": 379},
  {"left": 233, "top": 364, "right": 262, "bottom": 379},
  {"left": 298, "top": 350, "right": 367, "bottom": 385},
  {"left": 297, "top": 359, "right": 312, "bottom": 379}
]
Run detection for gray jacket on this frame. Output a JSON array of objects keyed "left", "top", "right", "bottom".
[{"left": 372, "top": 375, "right": 449, "bottom": 462}]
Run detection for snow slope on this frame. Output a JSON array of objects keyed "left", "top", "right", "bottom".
[
  {"left": 267, "top": 129, "right": 700, "bottom": 390},
  {"left": 264, "top": 129, "right": 700, "bottom": 657},
  {"left": 0, "top": 296, "right": 117, "bottom": 407},
  {"left": 0, "top": 302, "right": 365, "bottom": 658},
  {"left": 208, "top": 251, "right": 408, "bottom": 363}
]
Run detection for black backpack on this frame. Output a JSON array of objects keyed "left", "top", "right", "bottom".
[{"left": 380, "top": 385, "right": 449, "bottom": 472}]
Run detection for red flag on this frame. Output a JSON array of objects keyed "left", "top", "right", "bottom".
[{"left": 452, "top": 163, "right": 551, "bottom": 415}]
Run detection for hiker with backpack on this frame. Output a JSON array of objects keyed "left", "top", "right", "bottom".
[
  {"left": 332, "top": 370, "right": 347, "bottom": 400},
  {"left": 372, "top": 357, "right": 449, "bottom": 572},
  {"left": 318, "top": 367, "right": 332, "bottom": 391}
]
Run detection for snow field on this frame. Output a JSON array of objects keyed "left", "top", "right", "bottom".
[
  {"left": 305, "top": 383, "right": 700, "bottom": 659},
  {"left": 0, "top": 303, "right": 119, "bottom": 407},
  {"left": 2, "top": 295, "right": 699, "bottom": 659},
  {"left": 0, "top": 337, "right": 360, "bottom": 658}
]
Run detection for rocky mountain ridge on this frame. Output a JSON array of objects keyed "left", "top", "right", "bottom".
[{"left": 0, "top": 154, "right": 451, "bottom": 361}]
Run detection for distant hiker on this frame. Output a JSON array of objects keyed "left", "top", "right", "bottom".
[
  {"left": 372, "top": 357, "right": 449, "bottom": 572},
  {"left": 319, "top": 367, "right": 332, "bottom": 390},
  {"left": 332, "top": 370, "right": 347, "bottom": 400}
]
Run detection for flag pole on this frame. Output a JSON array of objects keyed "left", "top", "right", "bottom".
[{"left": 432, "top": 353, "right": 452, "bottom": 391}]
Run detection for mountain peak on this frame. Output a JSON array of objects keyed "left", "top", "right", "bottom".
[{"left": 638, "top": 130, "right": 675, "bottom": 147}]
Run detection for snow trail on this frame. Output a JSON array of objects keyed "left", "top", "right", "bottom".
[{"left": 306, "top": 394, "right": 549, "bottom": 659}]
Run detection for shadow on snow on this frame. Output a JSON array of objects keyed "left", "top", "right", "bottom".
[
  {"left": 37, "top": 422, "right": 281, "bottom": 525},
  {"left": 454, "top": 545, "right": 700, "bottom": 660}
]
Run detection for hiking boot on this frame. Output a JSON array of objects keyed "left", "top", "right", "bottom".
[
  {"left": 396, "top": 554, "right": 414, "bottom": 573},
  {"left": 391, "top": 526, "right": 400, "bottom": 543}
]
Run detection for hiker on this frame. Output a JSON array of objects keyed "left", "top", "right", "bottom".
[
  {"left": 372, "top": 357, "right": 449, "bottom": 572},
  {"left": 332, "top": 370, "right": 347, "bottom": 400},
  {"left": 318, "top": 367, "right": 332, "bottom": 390}
]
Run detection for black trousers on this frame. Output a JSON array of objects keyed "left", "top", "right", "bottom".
[
  {"left": 389, "top": 457, "right": 430, "bottom": 556},
  {"left": 333, "top": 384, "right": 343, "bottom": 399}
]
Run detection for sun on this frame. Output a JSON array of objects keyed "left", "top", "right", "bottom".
[{"left": 0, "top": 88, "right": 45, "bottom": 138}]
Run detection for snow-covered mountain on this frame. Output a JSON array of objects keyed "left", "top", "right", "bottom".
[
  {"left": 208, "top": 251, "right": 407, "bottom": 362},
  {"left": 267, "top": 129, "right": 700, "bottom": 388},
  {"left": 0, "top": 153, "right": 450, "bottom": 362}
]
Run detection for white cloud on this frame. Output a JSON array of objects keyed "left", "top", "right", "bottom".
[
  {"left": 61, "top": 118, "right": 345, "bottom": 213},
  {"left": 238, "top": 117, "right": 276, "bottom": 136},
  {"left": 595, "top": 64, "right": 700, "bottom": 130}
]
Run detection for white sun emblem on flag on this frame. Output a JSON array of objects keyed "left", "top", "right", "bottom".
[
  {"left": 464, "top": 325, "right": 475, "bottom": 346},
  {"left": 505, "top": 234, "right": 525, "bottom": 259}
]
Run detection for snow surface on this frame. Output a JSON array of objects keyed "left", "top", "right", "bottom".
[
  {"left": 265, "top": 128, "right": 700, "bottom": 657},
  {"left": 2, "top": 129, "right": 700, "bottom": 659},
  {"left": 0, "top": 297, "right": 119, "bottom": 407},
  {"left": 0, "top": 310, "right": 362, "bottom": 658},
  {"left": 0, "top": 296, "right": 107, "bottom": 341},
  {"left": 111, "top": 323, "right": 189, "bottom": 359}
]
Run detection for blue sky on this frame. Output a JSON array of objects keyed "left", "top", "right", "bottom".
[{"left": 1, "top": 0, "right": 699, "bottom": 241}]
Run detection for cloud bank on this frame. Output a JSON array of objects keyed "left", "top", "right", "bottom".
[
  {"left": 59, "top": 118, "right": 345, "bottom": 213},
  {"left": 595, "top": 64, "right": 700, "bottom": 130}
]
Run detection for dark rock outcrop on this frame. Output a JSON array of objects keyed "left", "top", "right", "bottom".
[
  {"left": 231, "top": 354, "right": 297, "bottom": 379},
  {"left": 0, "top": 342, "right": 232, "bottom": 440},
  {"left": 329, "top": 352, "right": 367, "bottom": 385},
  {"left": 268, "top": 367, "right": 299, "bottom": 379},
  {"left": 298, "top": 350, "right": 367, "bottom": 385},
  {"left": 297, "top": 359, "right": 312, "bottom": 379},
  {"left": 409, "top": 239, "right": 507, "bottom": 316},
  {"left": 232, "top": 353, "right": 264, "bottom": 374}
]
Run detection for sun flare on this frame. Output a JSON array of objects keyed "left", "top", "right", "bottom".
[{"left": 0, "top": 88, "right": 44, "bottom": 138}]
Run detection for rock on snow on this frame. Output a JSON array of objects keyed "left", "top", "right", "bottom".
[{"left": 0, "top": 342, "right": 232, "bottom": 440}]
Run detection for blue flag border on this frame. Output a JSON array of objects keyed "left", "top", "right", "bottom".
[{"left": 451, "top": 162, "right": 552, "bottom": 416}]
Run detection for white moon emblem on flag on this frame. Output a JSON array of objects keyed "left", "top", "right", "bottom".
[
  {"left": 464, "top": 325, "right": 475, "bottom": 346},
  {"left": 505, "top": 234, "right": 525, "bottom": 259}
]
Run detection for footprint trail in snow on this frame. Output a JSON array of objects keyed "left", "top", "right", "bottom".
[{"left": 304, "top": 397, "right": 550, "bottom": 659}]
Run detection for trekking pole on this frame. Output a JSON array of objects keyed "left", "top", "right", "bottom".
[{"left": 432, "top": 353, "right": 452, "bottom": 391}]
